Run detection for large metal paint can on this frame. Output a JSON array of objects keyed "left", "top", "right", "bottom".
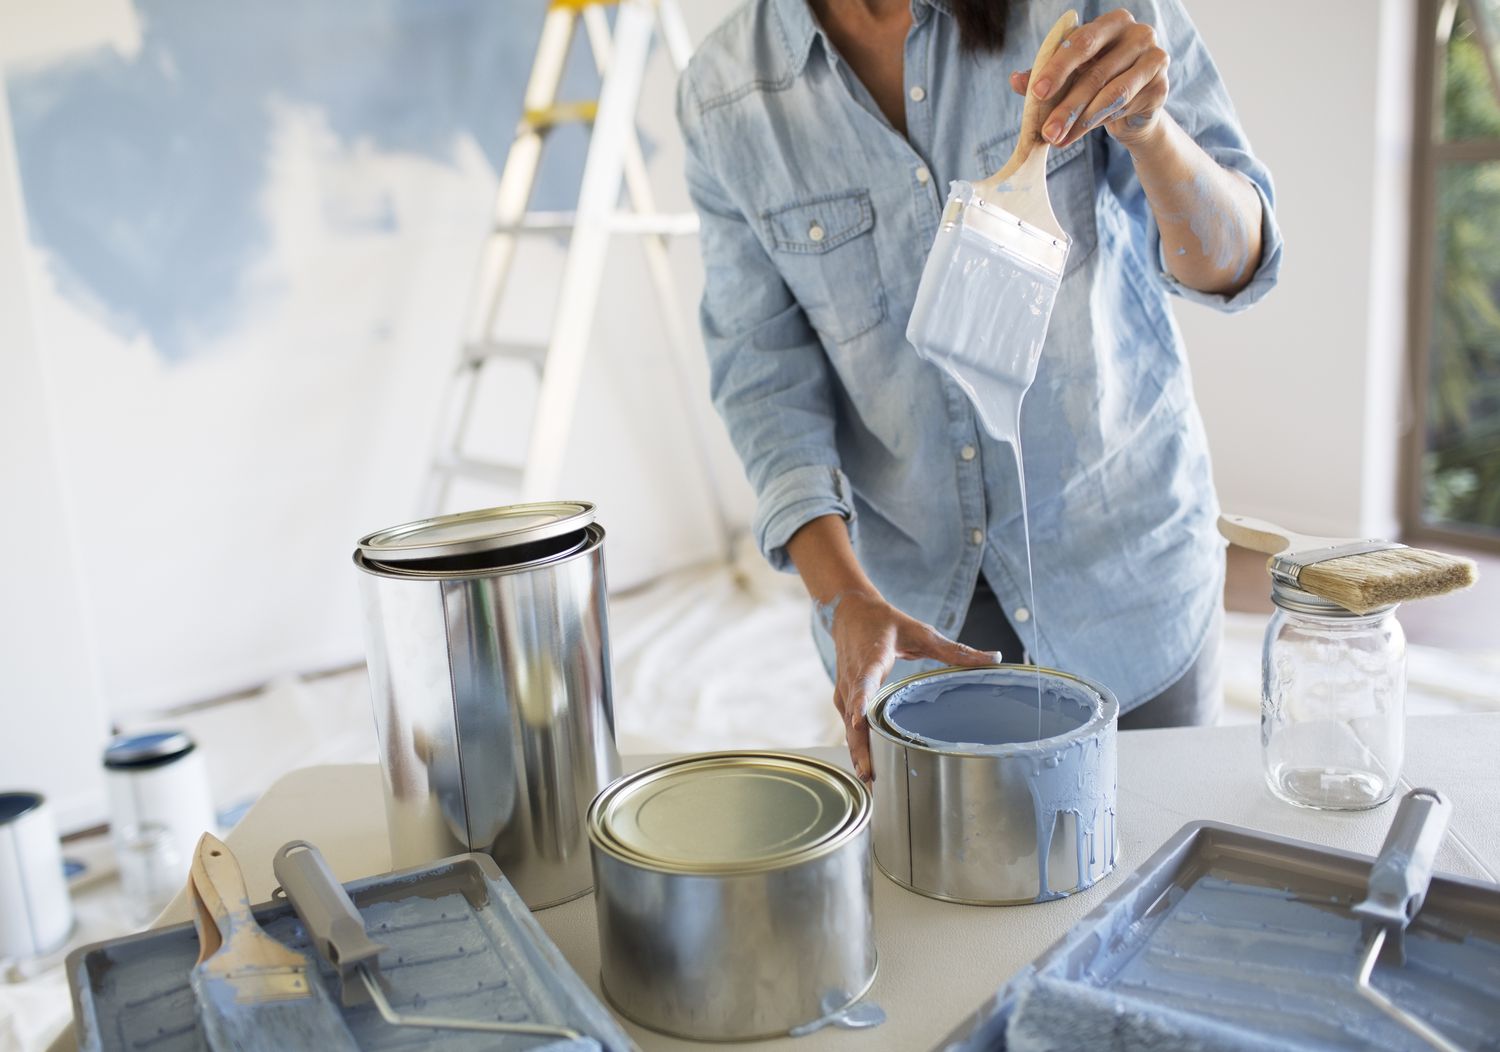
[
  {"left": 870, "top": 665, "right": 1118, "bottom": 905},
  {"left": 354, "top": 502, "right": 619, "bottom": 909},
  {"left": 588, "top": 752, "right": 877, "bottom": 1041}
]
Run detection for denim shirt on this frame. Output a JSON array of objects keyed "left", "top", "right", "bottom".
[{"left": 677, "top": 0, "right": 1283, "bottom": 711}]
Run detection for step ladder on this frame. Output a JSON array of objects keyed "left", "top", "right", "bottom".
[{"left": 422, "top": 0, "right": 735, "bottom": 558}]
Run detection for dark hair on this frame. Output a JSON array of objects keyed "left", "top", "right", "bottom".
[{"left": 952, "top": 0, "right": 1013, "bottom": 54}]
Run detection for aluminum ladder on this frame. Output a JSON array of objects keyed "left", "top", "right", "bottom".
[{"left": 422, "top": 0, "right": 734, "bottom": 558}]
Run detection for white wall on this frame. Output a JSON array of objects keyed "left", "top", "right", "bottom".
[
  {"left": 0, "top": 77, "right": 110, "bottom": 830},
  {"left": 1177, "top": 0, "right": 1412, "bottom": 540}
]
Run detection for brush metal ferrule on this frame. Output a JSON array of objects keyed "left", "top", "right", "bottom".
[
  {"left": 1269, "top": 539, "right": 1405, "bottom": 589},
  {"left": 941, "top": 192, "right": 1069, "bottom": 279}
]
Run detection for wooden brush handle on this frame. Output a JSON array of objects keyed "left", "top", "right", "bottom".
[
  {"left": 1217, "top": 513, "right": 1338, "bottom": 556},
  {"left": 990, "top": 10, "right": 1080, "bottom": 184},
  {"left": 191, "top": 831, "right": 305, "bottom": 970}
]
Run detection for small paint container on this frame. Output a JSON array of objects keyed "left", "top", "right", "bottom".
[
  {"left": 588, "top": 752, "right": 876, "bottom": 1041},
  {"left": 870, "top": 665, "right": 1118, "bottom": 905},
  {"left": 0, "top": 791, "right": 74, "bottom": 960}
]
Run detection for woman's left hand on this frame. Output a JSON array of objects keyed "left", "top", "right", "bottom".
[{"left": 1008, "top": 8, "right": 1169, "bottom": 150}]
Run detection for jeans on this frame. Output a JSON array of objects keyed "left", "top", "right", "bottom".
[{"left": 956, "top": 577, "right": 1223, "bottom": 729}]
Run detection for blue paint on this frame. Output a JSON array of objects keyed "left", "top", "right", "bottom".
[
  {"left": 5, "top": 2, "right": 601, "bottom": 362},
  {"left": 1083, "top": 93, "right": 1127, "bottom": 132},
  {"left": 882, "top": 668, "right": 1116, "bottom": 901},
  {"left": 1007, "top": 877, "right": 1500, "bottom": 1050},
  {"left": 1184, "top": 170, "right": 1254, "bottom": 284}
]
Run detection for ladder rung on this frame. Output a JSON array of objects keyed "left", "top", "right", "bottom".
[
  {"left": 493, "top": 211, "right": 700, "bottom": 237},
  {"left": 522, "top": 101, "right": 598, "bottom": 132},
  {"left": 434, "top": 456, "right": 523, "bottom": 489},
  {"left": 462, "top": 340, "right": 548, "bottom": 370},
  {"left": 549, "top": 0, "right": 616, "bottom": 10}
]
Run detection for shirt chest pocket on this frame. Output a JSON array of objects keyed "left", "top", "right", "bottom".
[
  {"left": 976, "top": 134, "right": 1098, "bottom": 277},
  {"left": 761, "top": 190, "right": 887, "bottom": 344}
]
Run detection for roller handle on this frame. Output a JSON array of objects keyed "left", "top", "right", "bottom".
[
  {"left": 1353, "top": 788, "right": 1453, "bottom": 933},
  {"left": 272, "top": 840, "right": 385, "bottom": 975},
  {"left": 985, "top": 10, "right": 1080, "bottom": 186}
]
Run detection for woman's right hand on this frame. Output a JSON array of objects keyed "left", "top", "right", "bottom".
[{"left": 825, "top": 589, "right": 1001, "bottom": 782}]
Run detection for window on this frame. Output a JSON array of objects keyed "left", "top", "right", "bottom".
[{"left": 1408, "top": 0, "right": 1500, "bottom": 547}]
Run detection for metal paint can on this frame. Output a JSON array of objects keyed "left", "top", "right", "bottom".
[
  {"left": 870, "top": 665, "right": 1118, "bottom": 905},
  {"left": 588, "top": 752, "right": 876, "bottom": 1041},
  {"left": 0, "top": 791, "right": 73, "bottom": 960},
  {"left": 354, "top": 501, "right": 619, "bottom": 910}
]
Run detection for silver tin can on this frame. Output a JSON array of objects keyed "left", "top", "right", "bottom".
[
  {"left": 355, "top": 502, "right": 619, "bottom": 909},
  {"left": 870, "top": 665, "right": 1118, "bottom": 905},
  {"left": 588, "top": 752, "right": 876, "bottom": 1041}
]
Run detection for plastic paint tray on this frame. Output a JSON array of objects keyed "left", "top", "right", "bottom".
[
  {"left": 933, "top": 821, "right": 1500, "bottom": 1052},
  {"left": 66, "top": 853, "right": 636, "bottom": 1052}
]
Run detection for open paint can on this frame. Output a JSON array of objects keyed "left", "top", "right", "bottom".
[
  {"left": 588, "top": 752, "right": 877, "bottom": 1041},
  {"left": 870, "top": 665, "right": 1118, "bottom": 905},
  {"left": 0, "top": 792, "right": 73, "bottom": 960},
  {"left": 354, "top": 501, "right": 619, "bottom": 910}
]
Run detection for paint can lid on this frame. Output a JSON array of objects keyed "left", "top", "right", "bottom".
[
  {"left": 0, "top": 792, "right": 44, "bottom": 826},
  {"left": 103, "top": 731, "right": 196, "bottom": 770},
  {"left": 356, "top": 501, "right": 596, "bottom": 564},
  {"left": 589, "top": 752, "right": 868, "bottom": 873}
]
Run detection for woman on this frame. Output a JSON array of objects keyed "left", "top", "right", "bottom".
[{"left": 678, "top": 0, "right": 1281, "bottom": 780}]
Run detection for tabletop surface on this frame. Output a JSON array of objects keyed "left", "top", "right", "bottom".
[{"left": 142, "top": 715, "right": 1498, "bottom": 1052}]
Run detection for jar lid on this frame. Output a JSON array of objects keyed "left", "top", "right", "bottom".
[
  {"left": 357, "top": 501, "right": 595, "bottom": 564},
  {"left": 103, "top": 731, "right": 196, "bottom": 769},
  {"left": 0, "top": 792, "right": 44, "bottom": 825},
  {"left": 590, "top": 753, "right": 866, "bottom": 873},
  {"left": 1270, "top": 580, "right": 1393, "bottom": 617}
]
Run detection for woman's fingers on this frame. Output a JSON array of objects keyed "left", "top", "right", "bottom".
[
  {"left": 840, "top": 665, "right": 885, "bottom": 782},
  {"left": 1042, "top": 30, "right": 1144, "bottom": 144},
  {"left": 1059, "top": 49, "right": 1170, "bottom": 148},
  {"left": 1009, "top": 69, "right": 1031, "bottom": 95},
  {"left": 898, "top": 623, "right": 1001, "bottom": 667},
  {"left": 1030, "top": 8, "right": 1135, "bottom": 102}
]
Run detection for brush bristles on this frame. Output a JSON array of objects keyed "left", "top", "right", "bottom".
[{"left": 1298, "top": 547, "right": 1478, "bottom": 614}]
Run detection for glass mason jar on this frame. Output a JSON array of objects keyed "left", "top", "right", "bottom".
[{"left": 1261, "top": 582, "right": 1406, "bottom": 810}]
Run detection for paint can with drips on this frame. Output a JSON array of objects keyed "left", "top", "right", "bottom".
[{"left": 869, "top": 665, "right": 1118, "bottom": 905}]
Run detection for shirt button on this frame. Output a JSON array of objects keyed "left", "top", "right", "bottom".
[
  {"left": 909, "top": 85, "right": 926, "bottom": 102},
  {"left": 960, "top": 444, "right": 976, "bottom": 461},
  {"left": 1014, "top": 607, "right": 1031, "bottom": 623},
  {"left": 970, "top": 528, "right": 984, "bottom": 546},
  {"left": 808, "top": 223, "right": 825, "bottom": 242},
  {"left": 916, "top": 166, "right": 931, "bottom": 185}
]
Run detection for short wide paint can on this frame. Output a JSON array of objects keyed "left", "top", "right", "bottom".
[
  {"left": 588, "top": 752, "right": 877, "bottom": 1041},
  {"left": 870, "top": 665, "right": 1118, "bottom": 905},
  {"left": 0, "top": 792, "right": 73, "bottom": 960}
]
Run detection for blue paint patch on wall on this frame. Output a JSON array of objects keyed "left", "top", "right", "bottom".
[{"left": 6, "top": 0, "right": 611, "bottom": 362}]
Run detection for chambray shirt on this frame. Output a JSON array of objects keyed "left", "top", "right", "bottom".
[{"left": 678, "top": 0, "right": 1282, "bottom": 711}]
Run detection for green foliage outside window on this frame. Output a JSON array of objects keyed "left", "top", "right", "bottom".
[{"left": 1425, "top": 5, "right": 1500, "bottom": 532}]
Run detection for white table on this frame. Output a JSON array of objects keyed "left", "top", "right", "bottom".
[{"left": 129, "top": 716, "right": 1500, "bottom": 1050}]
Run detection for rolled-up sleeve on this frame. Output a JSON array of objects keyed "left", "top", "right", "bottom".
[
  {"left": 1105, "top": 0, "right": 1283, "bottom": 314},
  {"left": 678, "top": 77, "right": 855, "bottom": 571}
]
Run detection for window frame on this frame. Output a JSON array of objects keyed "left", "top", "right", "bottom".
[{"left": 1403, "top": 0, "right": 1500, "bottom": 552}]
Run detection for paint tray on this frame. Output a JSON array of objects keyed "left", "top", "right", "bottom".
[
  {"left": 932, "top": 821, "right": 1500, "bottom": 1051},
  {"left": 66, "top": 852, "right": 636, "bottom": 1052}
]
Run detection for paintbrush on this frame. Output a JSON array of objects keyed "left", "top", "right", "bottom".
[
  {"left": 1218, "top": 514, "right": 1478, "bottom": 615},
  {"left": 187, "top": 832, "right": 359, "bottom": 1052},
  {"left": 906, "top": 10, "right": 1078, "bottom": 441}
]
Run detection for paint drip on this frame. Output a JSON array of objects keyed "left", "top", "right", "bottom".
[{"left": 881, "top": 667, "right": 1117, "bottom": 902}]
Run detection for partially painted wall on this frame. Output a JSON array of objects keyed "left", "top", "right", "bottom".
[{"left": 3, "top": 0, "right": 748, "bottom": 728}]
